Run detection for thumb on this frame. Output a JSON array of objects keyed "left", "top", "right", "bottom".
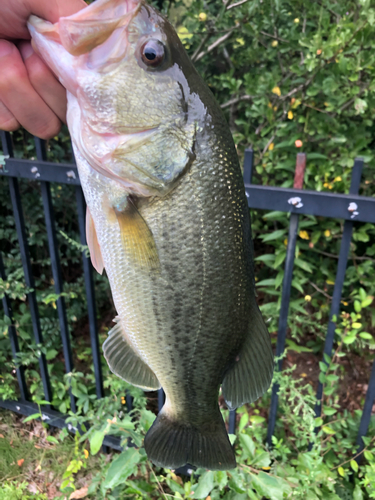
[{"left": 1, "top": 0, "right": 87, "bottom": 40}]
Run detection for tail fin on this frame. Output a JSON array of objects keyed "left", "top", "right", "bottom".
[{"left": 144, "top": 409, "right": 236, "bottom": 471}]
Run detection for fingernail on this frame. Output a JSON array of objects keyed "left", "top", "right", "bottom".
[
  {"left": 21, "top": 43, "right": 34, "bottom": 60},
  {"left": 0, "top": 41, "right": 13, "bottom": 58}
]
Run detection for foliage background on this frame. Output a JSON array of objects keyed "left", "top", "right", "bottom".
[{"left": 1, "top": 0, "right": 375, "bottom": 498}]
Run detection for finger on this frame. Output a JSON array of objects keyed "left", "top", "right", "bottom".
[
  {"left": 19, "top": 41, "right": 67, "bottom": 123},
  {"left": 0, "top": 40, "right": 61, "bottom": 139},
  {"left": 0, "top": 99, "right": 20, "bottom": 131},
  {"left": 1, "top": 0, "right": 87, "bottom": 40}
]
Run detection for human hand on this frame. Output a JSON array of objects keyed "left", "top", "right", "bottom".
[{"left": 0, "top": 0, "right": 87, "bottom": 139}]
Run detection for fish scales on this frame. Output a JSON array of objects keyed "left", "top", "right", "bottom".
[{"left": 28, "top": 0, "right": 274, "bottom": 470}]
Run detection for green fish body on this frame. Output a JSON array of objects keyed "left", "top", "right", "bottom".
[{"left": 28, "top": 0, "right": 273, "bottom": 470}]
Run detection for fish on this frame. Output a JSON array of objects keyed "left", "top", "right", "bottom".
[{"left": 28, "top": 0, "right": 274, "bottom": 471}]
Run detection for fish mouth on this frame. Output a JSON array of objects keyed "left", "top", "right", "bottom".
[{"left": 28, "top": 0, "right": 141, "bottom": 57}]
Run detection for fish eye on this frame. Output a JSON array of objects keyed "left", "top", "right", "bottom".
[{"left": 141, "top": 39, "right": 165, "bottom": 67}]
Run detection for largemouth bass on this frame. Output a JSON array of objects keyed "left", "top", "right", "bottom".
[{"left": 28, "top": 0, "right": 274, "bottom": 470}]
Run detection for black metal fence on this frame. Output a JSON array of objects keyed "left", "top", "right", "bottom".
[{"left": 1, "top": 130, "right": 375, "bottom": 460}]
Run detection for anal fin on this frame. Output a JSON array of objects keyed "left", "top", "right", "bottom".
[
  {"left": 103, "top": 317, "right": 161, "bottom": 391},
  {"left": 222, "top": 300, "right": 274, "bottom": 410},
  {"left": 86, "top": 207, "right": 104, "bottom": 275},
  {"left": 114, "top": 198, "right": 160, "bottom": 272}
]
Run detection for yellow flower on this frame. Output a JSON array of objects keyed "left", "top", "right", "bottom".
[
  {"left": 271, "top": 40, "right": 278, "bottom": 47},
  {"left": 299, "top": 230, "right": 309, "bottom": 240},
  {"left": 288, "top": 110, "right": 294, "bottom": 120},
  {"left": 273, "top": 106, "right": 278, "bottom": 111},
  {"left": 326, "top": 280, "right": 335, "bottom": 285},
  {"left": 198, "top": 12, "right": 207, "bottom": 22},
  {"left": 334, "top": 176, "right": 342, "bottom": 182},
  {"left": 341, "top": 301, "right": 348, "bottom": 306},
  {"left": 269, "top": 143, "right": 275, "bottom": 151},
  {"left": 284, "top": 238, "right": 288, "bottom": 246},
  {"left": 84, "top": 449, "right": 89, "bottom": 459},
  {"left": 272, "top": 86, "right": 281, "bottom": 96},
  {"left": 268, "top": 102, "right": 273, "bottom": 108},
  {"left": 262, "top": 466, "right": 271, "bottom": 471},
  {"left": 324, "top": 229, "right": 331, "bottom": 237},
  {"left": 305, "top": 295, "right": 312, "bottom": 302},
  {"left": 301, "top": 373, "right": 307, "bottom": 377},
  {"left": 294, "top": 18, "right": 300, "bottom": 23}
]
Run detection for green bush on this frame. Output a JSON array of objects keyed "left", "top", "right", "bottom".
[{"left": 1, "top": 0, "right": 375, "bottom": 498}]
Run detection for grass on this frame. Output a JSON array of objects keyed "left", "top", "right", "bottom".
[{"left": 0, "top": 409, "right": 102, "bottom": 499}]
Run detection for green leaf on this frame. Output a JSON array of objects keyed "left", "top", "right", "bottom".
[
  {"left": 214, "top": 471, "right": 228, "bottom": 490},
  {"left": 238, "top": 413, "right": 249, "bottom": 432},
  {"left": 260, "top": 230, "right": 287, "bottom": 242},
  {"left": 291, "top": 279, "right": 304, "bottom": 294},
  {"left": 262, "top": 211, "right": 286, "bottom": 220},
  {"left": 274, "top": 252, "right": 286, "bottom": 269},
  {"left": 239, "top": 434, "right": 255, "bottom": 458},
  {"left": 319, "top": 361, "right": 328, "bottom": 373},
  {"left": 250, "top": 471, "right": 291, "bottom": 500},
  {"left": 314, "top": 417, "right": 323, "bottom": 427},
  {"left": 250, "top": 415, "right": 265, "bottom": 424},
  {"left": 322, "top": 426, "right": 336, "bottom": 435},
  {"left": 359, "top": 332, "right": 373, "bottom": 340},
  {"left": 323, "top": 407, "right": 337, "bottom": 416},
  {"left": 46, "top": 435, "right": 59, "bottom": 444},
  {"left": 286, "top": 339, "right": 312, "bottom": 353},
  {"left": 361, "top": 297, "right": 373, "bottom": 308},
  {"left": 193, "top": 471, "right": 214, "bottom": 499},
  {"left": 337, "top": 467, "right": 345, "bottom": 477},
  {"left": 102, "top": 448, "right": 141, "bottom": 490},
  {"left": 294, "top": 258, "right": 313, "bottom": 273},
  {"left": 90, "top": 430, "right": 105, "bottom": 456},
  {"left": 255, "top": 254, "right": 275, "bottom": 263},
  {"left": 353, "top": 484, "right": 364, "bottom": 500},
  {"left": 343, "top": 335, "right": 356, "bottom": 344},
  {"left": 256, "top": 279, "right": 276, "bottom": 287},
  {"left": 364, "top": 450, "right": 373, "bottom": 460},
  {"left": 350, "top": 459, "right": 358, "bottom": 473},
  {"left": 46, "top": 349, "right": 58, "bottom": 360},
  {"left": 23, "top": 413, "right": 41, "bottom": 423},
  {"left": 251, "top": 451, "right": 271, "bottom": 468},
  {"left": 354, "top": 300, "right": 362, "bottom": 313}
]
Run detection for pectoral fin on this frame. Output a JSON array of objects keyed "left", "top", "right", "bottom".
[
  {"left": 222, "top": 300, "right": 274, "bottom": 410},
  {"left": 103, "top": 317, "right": 160, "bottom": 391},
  {"left": 114, "top": 199, "right": 160, "bottom": 272},
  {"left": 86, "top": 207, "right": 104, "bottom": 275}
]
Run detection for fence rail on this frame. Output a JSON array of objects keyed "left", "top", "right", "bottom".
[{"left": 1, "top": 130, "right": 374, "bottom": 463}]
